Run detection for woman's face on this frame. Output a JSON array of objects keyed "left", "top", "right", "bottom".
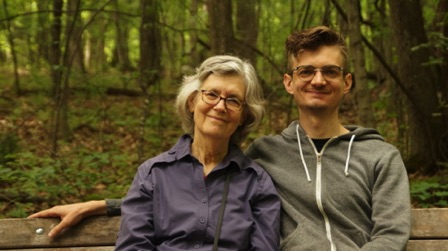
[{"left": 189, "top": 74, "right": 246, "bottom": 143}]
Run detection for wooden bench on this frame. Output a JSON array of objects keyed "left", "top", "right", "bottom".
[{"left": 0, "top": 208, "right": 446, "bottom": 250}]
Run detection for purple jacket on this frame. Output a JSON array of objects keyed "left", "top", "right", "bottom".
[{"left": 115, "top": 135, "right": 280, "bottom": 251}]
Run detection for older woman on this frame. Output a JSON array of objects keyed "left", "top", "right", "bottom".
[{"left": 115, "top": 55, "right": 280, "bottom": 250}]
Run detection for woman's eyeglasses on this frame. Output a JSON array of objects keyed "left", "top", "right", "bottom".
[{"left": 200, "top": 90, "right": 245, "bottom": 111}]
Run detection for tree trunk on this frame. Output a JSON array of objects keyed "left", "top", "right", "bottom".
[
  {"left": 388, "top": 0, "right": 446, "bottom": 173},
  {"left": 36, "top": 0, "right": 51, "bottom": 65},
  {"left": 206, "top": 0, "right": 235, "bottom": 55},
  {"left": 138, "top": 0, "right": 161, "bottom": 93},
  {"left": 64, "top": 0, "right": 85, "bottom": 74},
  {"left": 235, "top": 0, "right": 258, "bottom": 64},
  {"left": 186, "top": 0, "right": 203, "bottom": 67},
  {"left": 344, "top": 0, "right": 376, "bottom": 128},
  {"left": 84, "top": 14, "right": 107, "bottom": 71},
  {"left": 2, "top": 0, "right": 21, "bottom": 95},
  {"left": 49, "top": 0, "right": 65, "bottom": 156},
  {"left": 370, "top": 1, "right": 408, "bottom": 153},
  {"left": 112, "top": 0, "right": 134, "bottom": 72},
  {"left": 50, "top": 0, "right": 63, "bottom": 98},
  {"left": 432, "top": 0, "right": 448, "bottom": 162},
  {"left": 137, "top": 0, "right": 162, "bottom": 161}
]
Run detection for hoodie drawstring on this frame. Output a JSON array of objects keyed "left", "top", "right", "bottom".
[
  {"left": 296, "top": 124, "right": 312, "bottom": 182},
  {"left": 296, "top": 124, "right": 356, "bottom": 180},
  {"left": 344, "top": 135, "right": 356, "bottom": 176}
]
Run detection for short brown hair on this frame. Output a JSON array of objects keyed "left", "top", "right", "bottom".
[{"left": 285, "top": 26, "right": 348, "bottom": 71}]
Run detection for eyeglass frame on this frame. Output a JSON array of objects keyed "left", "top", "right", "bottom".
[
  {"left": 289, "top": 65, "right": 344, "bottom": 81},
  {"left": 199, "top": 89, "right": 245, "bottom": 111}
]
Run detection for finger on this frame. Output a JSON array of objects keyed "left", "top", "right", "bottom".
[
  {"left": 48, "top": 223, "right": 64, "bottom": 238},
  {"left": 47, "top": 218, "right": 73, "bottom": 238},
  {"left": 28, "top": 209, "right": 61, "bottom": 219}
]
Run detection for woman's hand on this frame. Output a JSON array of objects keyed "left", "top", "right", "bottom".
[{"left": 28, "top": 200, "right": 107, "bottom": 238}]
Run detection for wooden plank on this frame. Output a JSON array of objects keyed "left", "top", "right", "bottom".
[
  {"left": 406, "top": 240, "right": 448, "bottom": 251},
  {"left": 1, "top": 208, "right": 448, "bottom": 250},
  {"left": 0, "top": 247, "right": 114, "bottom": 251},
  {"left": 410, "top": 208, "right": 448, "bottom": 238},
  {"left": 0, "top": 216, "right": 120, "bottom": 249}
]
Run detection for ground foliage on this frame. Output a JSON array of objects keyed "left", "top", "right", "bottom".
[{"left": 0, "top": 73, "right": 447, "bottom": 218}]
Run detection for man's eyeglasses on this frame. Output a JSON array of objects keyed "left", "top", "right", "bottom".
[
  {"left": 200, "top": 90, "right": 245, "bottom": 111},
  {"left": 290, "top": 65, "right": 344, "bottom": 81}
]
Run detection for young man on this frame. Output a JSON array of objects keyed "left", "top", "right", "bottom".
[
  {"left": 245, "top": 26, "right": 411, "bottom": 250},
  {"left": 30, "top": 26, "right": 411, "bottom": 250}
]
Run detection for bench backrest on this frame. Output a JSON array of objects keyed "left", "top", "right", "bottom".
[
  {"left": 0, "top": 208, "right": 446, "bottom": 250},
  {"left": 407, "top": 208, "right": 448, "bottom": 251}
]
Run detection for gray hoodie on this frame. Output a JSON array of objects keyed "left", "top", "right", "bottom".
[{"left": 245, "top": 121, "right": 411, "bottom": 251}]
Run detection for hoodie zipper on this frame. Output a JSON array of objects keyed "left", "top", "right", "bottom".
[
  {"left": 315, "top": 152, "right": 337, "bottom": 251},
  {"left": 307, "top": 136, "right": 336, "bottom": 251},
  {"left": 296, "top": 124, "right": 338, "bottom": 250}
]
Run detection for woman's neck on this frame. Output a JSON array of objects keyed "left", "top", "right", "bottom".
[{"left": 191, "top": 137, "right": 229, "bottom": 176}]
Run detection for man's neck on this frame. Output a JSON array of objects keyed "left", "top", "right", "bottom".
[{"left": 298, "top": 109, "right": 348, "bottom": 139}]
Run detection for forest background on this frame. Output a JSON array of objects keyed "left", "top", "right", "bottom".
[{"left": 0, "top": 0, "right": 447, "bottom": 218}]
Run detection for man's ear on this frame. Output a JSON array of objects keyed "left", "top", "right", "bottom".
[
  {"left": 283, "top": 73, "right": 294, "bottom": 95},
  {"left": 343, "top": 73, "right": 353, "bottom": 94}
]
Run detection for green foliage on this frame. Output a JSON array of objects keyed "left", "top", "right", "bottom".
[
  {"left": 412, "top": 31, "right": 448, "bottom": 66},
  {"left": 410, "top": 180, "right": 448, "bottom": 208},
  {"left": 0, "top": 134, "right": 18, "bottom": 165},
  {"left": 0, "top": 148, "right": 136, "bottom": 218},
  {"left": 1, "top": 0, "right": 447, "bottom": 219}
]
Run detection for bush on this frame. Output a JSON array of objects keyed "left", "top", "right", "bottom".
[{"left": 410, "top": 180, "right": 448, "bottom": 208}]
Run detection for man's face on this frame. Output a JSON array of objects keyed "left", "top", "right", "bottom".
[{"left": 283, "top": 46, "right": 352, "bottom": 113}]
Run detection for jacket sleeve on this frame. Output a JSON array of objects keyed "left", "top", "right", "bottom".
[
  {"left": 114, "top": 164, "right": 156, "bottom": 251},
  {"left": 361, "top": 148, "right": 411, "bottom": 251},
  {"left": 249, "top": 171, "right": 281, "bottom": 251},
  {"left": 105, "top": 198, "right": 122, "bottom": 216}
]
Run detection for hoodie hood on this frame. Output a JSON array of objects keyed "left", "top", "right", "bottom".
[
  {"left": 282, "top": 120, "right": 385, "bottom": 142},
  {"left": 284, "top": 121, "right": 384, "bottom": 183}
]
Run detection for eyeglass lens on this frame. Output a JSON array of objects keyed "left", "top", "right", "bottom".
[
  {"left": 295, "top": 65, "right": 343, "bottom": 81},
  {"left": 201, "top": 90, "right": 244, "bottom": 111}
]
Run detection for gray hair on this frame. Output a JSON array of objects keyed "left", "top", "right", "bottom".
[{"left": 175, "top": 55, "right": 264, "bottom": 146}]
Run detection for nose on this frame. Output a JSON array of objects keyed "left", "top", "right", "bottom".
[
  {"left": 213, "top": 99, "right": 227, "bottom": 111},
  {"left": 311, "top": 69, "right": 326, "bottom": 85}
]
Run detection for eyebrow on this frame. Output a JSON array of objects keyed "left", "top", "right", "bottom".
[{"left": 206, "top": 89, "right": 244, "bottom": 100}]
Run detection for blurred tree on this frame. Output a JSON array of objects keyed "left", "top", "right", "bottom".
[
  {"left": 36, "top": 0, "right": 51, "bottom": 66},
  {"left": 48, "top": 0, "right": 67, "bottom": 156},
  {"left": 111, "top": 0, "right": 134, "bottom": 72},
  {"left": 49, "top": 0, "right": 63, "bottom": 98},
  {"left": 2, "top": 0, "right": 21, "bottom": 95},
  {"left": 206, "top": 0, "right": 234, "bottom": 55},
  {"left": 235, "top": 0, "right": 259, "bottom": 65},
  {"left": 343, "top": 0, "right": 375, "bottom": 128},
  {"left": 64, "top": 0, "right": 85, "bottom": 74},
  {"left": 137, "top": 0, "right": 162, "bottom": 161},
  {"left": 388, "top": 0, "right": 448, "bottom": 173}
]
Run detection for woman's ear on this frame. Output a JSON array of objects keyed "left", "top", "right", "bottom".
[
  {"left": 239, "top": 116, "right": 244, "bottom": 126},
  {"left": 188, "top": 95, "right": 196, "bottom": 113},
  {"left": 238, "top": 109, "right": 248, "bottom": 126}
]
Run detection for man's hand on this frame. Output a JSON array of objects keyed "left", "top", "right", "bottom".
[{"left": 28, "top": 200, "right": 107, "bottom": 238}]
